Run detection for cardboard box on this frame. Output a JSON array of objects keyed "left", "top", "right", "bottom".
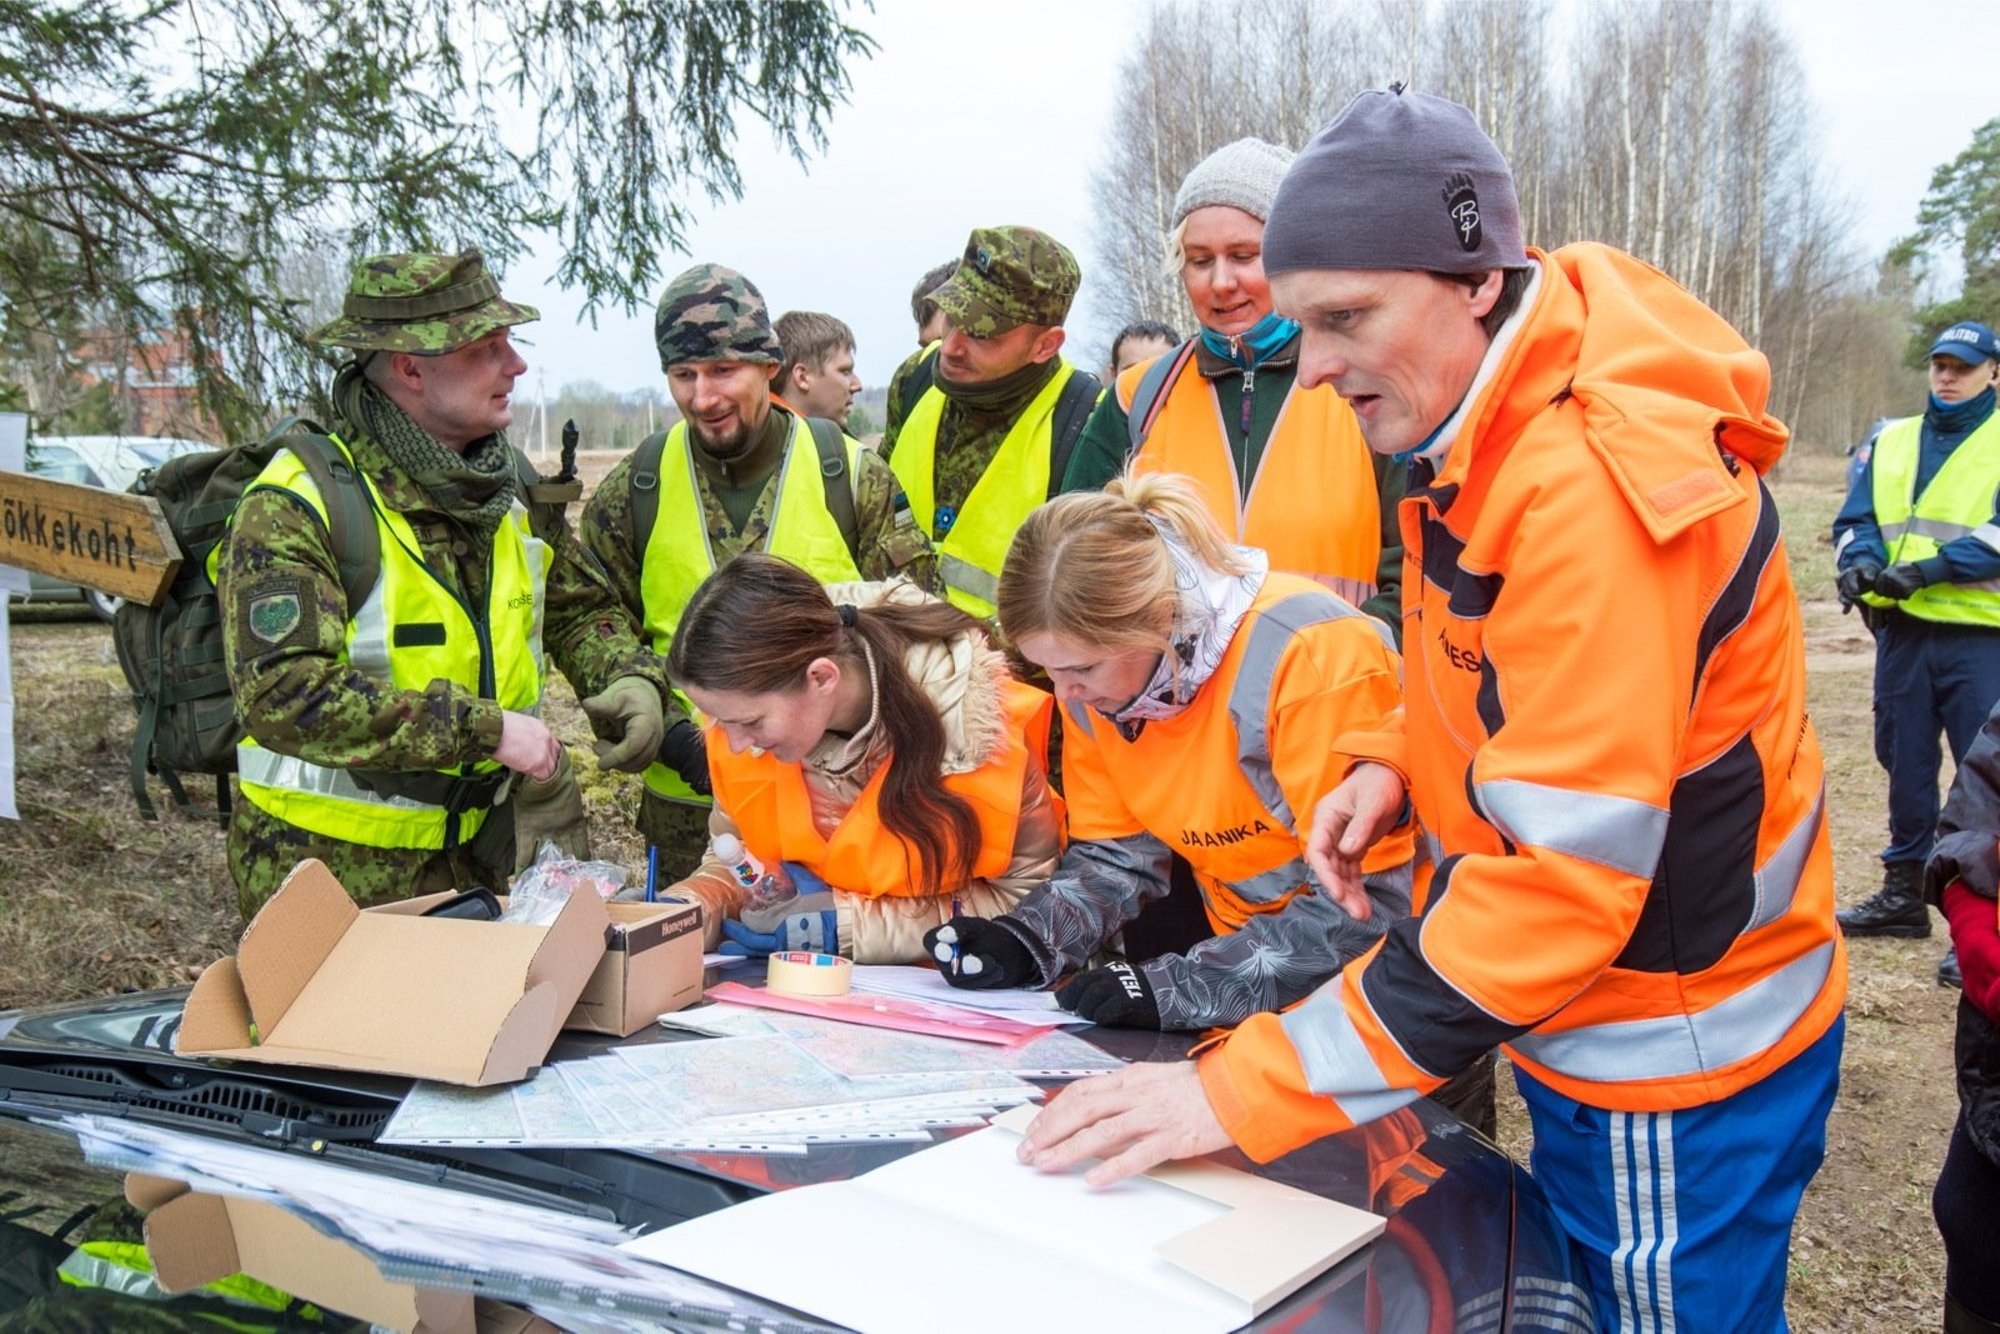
[
  {"left": 176, "top": 859, "right": 608, "bottom": 1086},
  {"left": 129, "top": 1173, "right": 473, "bottom": 1334},
  {"left": 569, "top": 899, "right": 705, "bottom": 1036},
  {"left": 382, "top": 892, "right": 706, "bottom": 1038}
]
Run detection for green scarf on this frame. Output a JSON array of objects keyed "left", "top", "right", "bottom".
[
  {"left": 933, "top": 355, "right": 1060, "bottom": 416},
  {"left": 344, "top": 367, "right": 519, "bottom": 533}
]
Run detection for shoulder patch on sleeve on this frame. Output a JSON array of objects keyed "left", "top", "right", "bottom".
[{"left": 242, "top": 577, "right": 314, "bottom": 647}]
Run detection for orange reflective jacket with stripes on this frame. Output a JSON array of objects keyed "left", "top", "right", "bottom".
[
  {"left": 1201, "top": 244, "right": 1846, "bottom": 1160},
  {"left": 1119, "top": 357, "right": 1382, "bottom": 608},
  {"left": 1063, "top": 573, "right": 1413, "bottom": 929}
]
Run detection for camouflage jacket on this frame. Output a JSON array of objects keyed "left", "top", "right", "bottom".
[
  {"left": 579, "top": 406, "right": 939, "bottom": 664},
  {"left": 219, "top": 385, "right": 664, "bottom": 775}
]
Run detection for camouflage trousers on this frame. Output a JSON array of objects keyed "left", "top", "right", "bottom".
[
  {"left": 636, "top": 790, "right": 713, "bottom": 883},
  {"left": 228, "top": 789, "right": 516, "bottom": 921}
]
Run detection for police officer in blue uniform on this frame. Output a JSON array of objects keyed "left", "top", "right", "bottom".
[{"left": 1834, "top": 320, "right": 2000, "bottom": 988}]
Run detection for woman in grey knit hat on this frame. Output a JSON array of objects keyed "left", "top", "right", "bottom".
[{"left": 1059, "top": 137, "right": 1406, "bottom": 640}]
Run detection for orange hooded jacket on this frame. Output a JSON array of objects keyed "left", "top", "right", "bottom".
[{"left": 1201, "top": 244, "right": 1846, "bottom": 1160}]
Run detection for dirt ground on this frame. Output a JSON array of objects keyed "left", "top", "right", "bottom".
[{"left": 0, "top": 448, "right": 1958, "bottom": 1329}]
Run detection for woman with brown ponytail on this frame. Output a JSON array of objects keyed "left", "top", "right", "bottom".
[
  {"left": 927, "top": 472, "right": 1418, "bottom": 1035},
  {"left": 660, "top": 554, "right": 1063, "bottom": 963}
]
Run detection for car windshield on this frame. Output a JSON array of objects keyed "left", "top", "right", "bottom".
[
  {"left": 25, "top": 444, "right": 92, "bottom": 486},
  {"left": 128, "top": 441, "right": 206, "bottom": 465}
]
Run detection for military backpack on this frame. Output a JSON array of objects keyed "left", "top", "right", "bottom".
[{"left": 112, "top": 421, "right": 379, "bottom": 822}]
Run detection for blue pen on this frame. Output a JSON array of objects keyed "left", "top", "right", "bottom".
[
  {"left": 645, "top": 845, "right": 659, "bottom": 903},
  {"left": 949, "top": 896, "right": 962, "bottom": 971}
]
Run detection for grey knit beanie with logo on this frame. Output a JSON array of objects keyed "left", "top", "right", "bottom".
[
  {"left": 1264, "top": 88, "right": 1529, "bottom": 276},
  {"left": 1171, "top": 138, "right": 1296, "bottom": 228}
]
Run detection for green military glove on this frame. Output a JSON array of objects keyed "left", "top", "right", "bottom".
[
  {"left": 511, "top": 747, "right": 590, "bottom": 870},
  {"left": 580, "top": 675, "right": 668, "bottom": 774}
]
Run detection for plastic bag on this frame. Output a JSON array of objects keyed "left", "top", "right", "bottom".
[{"left": 500, "top": 839, "right": 630, "bottom": 925}]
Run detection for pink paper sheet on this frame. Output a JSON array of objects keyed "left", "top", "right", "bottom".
[{"left": 704, "top": 982, "right": 1049, "bottom": 1047}]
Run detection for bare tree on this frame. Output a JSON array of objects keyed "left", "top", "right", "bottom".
[{"left": 1087, "top": 0, "right": 1909, "bottom": 452}]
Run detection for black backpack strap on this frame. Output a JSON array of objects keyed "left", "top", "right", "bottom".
[
  {"left": 1047, "top": 367, "right": 1103, "bottom": 500},
  {"left": 626, "top": 430, "right": 671, "bottom": 559},
  {"left": 129, "top": 590, "right": 171, "bottom": 820},
  {"left": 898, "top": 348, "right": 940, "bottom": 424},
  {"left": 283, "top": 432, "right": 380, "bottom": 612},
  {"left": 807, "top": 416, "right": 862, "bottom": 565},
  {"left": 1125, "top": 339, "right": 1200, "bottom": 456}
]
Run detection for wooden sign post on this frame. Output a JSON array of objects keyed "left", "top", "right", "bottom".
[{"left": 0, "top": 471, "right": 179, "bottom": 606}]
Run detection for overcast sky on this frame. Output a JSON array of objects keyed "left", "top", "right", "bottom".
[{"left": 502, "top": 0, "right": 1998, "bottom": 401}]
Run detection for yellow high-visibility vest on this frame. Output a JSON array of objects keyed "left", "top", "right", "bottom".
[{"left": 235, "top": 437, "right": 549, "bottom": 848}]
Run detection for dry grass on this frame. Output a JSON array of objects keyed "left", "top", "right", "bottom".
[{"left": 0, "top": 445, "right": 1963, "bottom": 1327}]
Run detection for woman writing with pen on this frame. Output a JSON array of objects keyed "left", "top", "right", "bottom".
[{"left": 653, "top": 554, "right": 1063, "bottom": 963}]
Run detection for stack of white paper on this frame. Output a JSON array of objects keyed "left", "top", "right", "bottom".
[
  {"left": 621, "top": 1107, "right": 1385, "bottom": 1334},
  {"left": 845, "top": 963, "right": 1091, "bottom": 1024}
]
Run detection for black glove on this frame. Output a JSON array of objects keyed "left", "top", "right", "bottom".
[
  {"left": 924, "top": 915, "right": 1039, "bottom": 990},
  {"left": 1872, "top": 562, "right": 1929, "bottom": 601},
  {"left": 658, "top": 719, "right": 711, "bottom": 797},
  {"left": 1056, "top": 962, "right": 1161, "bottom": 1029},
  {"left": 1835, "top": 561, "right": 1881, "bottom": 608}
]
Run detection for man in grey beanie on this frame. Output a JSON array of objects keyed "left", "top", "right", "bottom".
[
  {"left": 1023, "top": 87, "right": 1841, "bottom": 1334},
  {"left": 580, "top": 262, "right": 936, "bottom": 883}
]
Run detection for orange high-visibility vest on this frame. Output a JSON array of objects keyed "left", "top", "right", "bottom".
[
  {"left": 709, "top": 679, "right": 1054, "bottom": 897},
  {"left": 1061, "top": 574, "right": 1411, "bottom": 932},
  {"left": 1120, "top": 354, "right": 1381, "bottom": 607}
]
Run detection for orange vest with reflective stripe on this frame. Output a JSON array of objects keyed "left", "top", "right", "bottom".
[
  {"left": 1062, "top": 575, "right": 1412, "bottom": 932},
  {"left": 1120, "top": 355, "right": 1381, "bottom": 606},
  {"left": 709, "top": 680, "right": 1053, "bottom": 897}
]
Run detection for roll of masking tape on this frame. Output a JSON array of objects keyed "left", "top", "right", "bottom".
[{"left": 767, "top": 951, "right": 853, "bottom": 998}]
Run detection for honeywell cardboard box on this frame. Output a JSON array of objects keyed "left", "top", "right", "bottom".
[
  {"left": 129, "top": 1172, "right": 473, "bottom": 1334},
  {"left": 176, "top": 858, "right": 608, "bottom": 1086},
  {"left": 570, "top": 898, "right": 705, "bottom": 1036},
  {"left": 379, "top": 892, "right": 707, "bottom": 1038}
]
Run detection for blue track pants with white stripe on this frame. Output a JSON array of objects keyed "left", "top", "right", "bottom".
[{"left": 1513, "top": 1017, "right": 1843, "bottom": 1333}]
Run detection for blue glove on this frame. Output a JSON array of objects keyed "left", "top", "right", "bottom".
[
  {"left": 780, "top": 862, "right": 830, "bottom": 899},
  {"left": 720, "top": 891, "right": 840, "bottom": 957}
]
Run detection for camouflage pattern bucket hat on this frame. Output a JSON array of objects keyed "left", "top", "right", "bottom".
[
  {"left": 309, "top": 249, "right": 539, "bottom": 355},
  {"left": 654, "top": 262, "right": 785, "bottom": 369},
  {"left": 929, "top": 226, "right": 1081, "bottom": 336}
]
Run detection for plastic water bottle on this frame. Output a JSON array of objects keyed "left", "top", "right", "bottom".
[
  {"left": 712, "top": 834, "right": 794, "bottom": 911},
  {"left": 711, "top": 833, "right": 763, "bottom": 889}
]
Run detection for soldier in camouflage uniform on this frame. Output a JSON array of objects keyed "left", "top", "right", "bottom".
[
  {"left": 879, "top": 226, "right": 1100, "bottom": 621},
  {"left": 219, "top": 250, "right": 671, "bottom": 918},
  {"left": 580, "top": 263, "right": 936, "bottom": 873}
]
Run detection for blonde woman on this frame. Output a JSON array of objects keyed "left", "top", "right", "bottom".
[{"left": 927, "top": 472, "right": 1412, "bottom": 1033}]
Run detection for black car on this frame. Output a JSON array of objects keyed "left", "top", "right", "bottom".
[{"left": 0, "top": 987, "right": 1595, "bottom": 1331}]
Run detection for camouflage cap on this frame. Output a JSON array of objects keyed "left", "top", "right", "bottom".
[
  {"left": 654, "top": 263, "right": 785, "bottom": 370},
  {"left": 929, "top": 226, "right": 1081, "bottom": 336},
  {"left": 308, "top": 249, "right": 538, "bottom": 355}
]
